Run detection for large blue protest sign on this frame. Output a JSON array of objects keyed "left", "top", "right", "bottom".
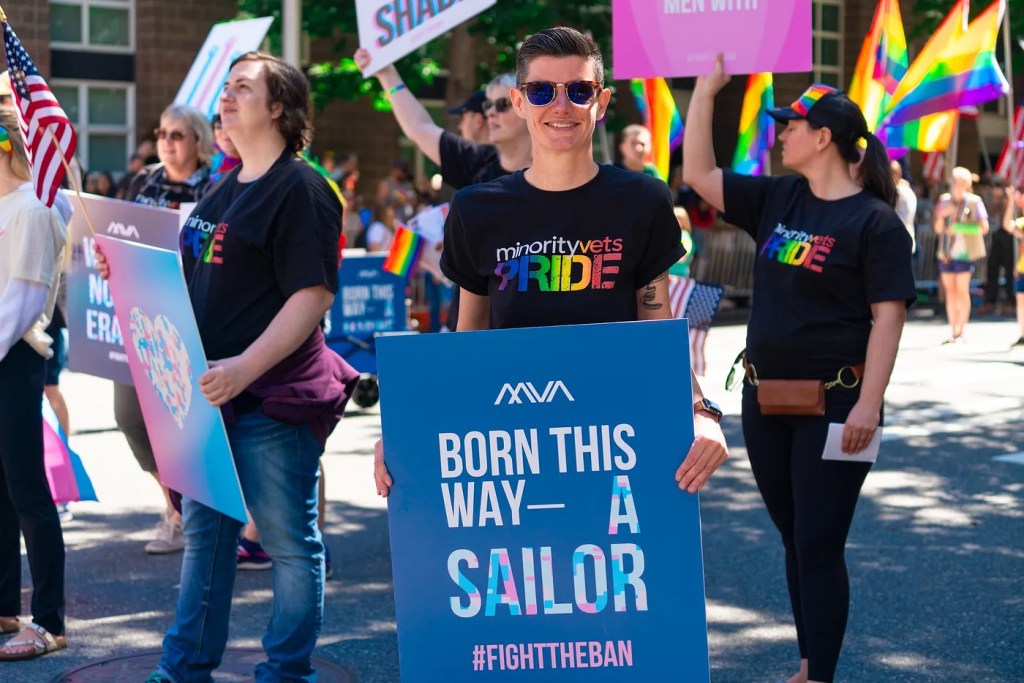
[
  {"left": 325, "top": 253, "right": 407, "bottom": 374},
  {"left": 95, "top": 235, "right": 247, "bottom": 524},
  {"left": 377, "top": 319, "right": 709, "bottom": 681},
  {"left": 66, "top": 192, "right": 183, "bottom": 384}
]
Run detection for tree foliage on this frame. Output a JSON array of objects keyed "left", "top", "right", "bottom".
[{"left": 236, "top": 0, "right": 614, "bottom": 111}]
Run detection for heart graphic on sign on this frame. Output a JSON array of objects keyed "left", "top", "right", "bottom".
[{"left": 127, "top": 307, "right": 193, "bottom": 430}]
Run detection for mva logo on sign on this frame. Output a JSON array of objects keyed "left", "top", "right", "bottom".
[
  {"left": 377, "top": 320, "right": 709, "bottom": 682},
  {"left": 495, "top": 380, "right": 575, "bottom": 405}
]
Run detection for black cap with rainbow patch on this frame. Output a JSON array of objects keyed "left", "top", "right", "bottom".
[{"left": 768, "top": 83, "right": 869, "bottom": 144}]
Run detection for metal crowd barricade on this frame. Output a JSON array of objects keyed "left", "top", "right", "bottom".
[{"left": 691, "top": 224, "right": 756, "bottom": 300}]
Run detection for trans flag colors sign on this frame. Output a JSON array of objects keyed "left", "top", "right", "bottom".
[
  {"left": 95, "top": 235, "right": 246, "bottom": 524},
  {"left": 376, "top": 319, "right": 710, "bottom": 681}
]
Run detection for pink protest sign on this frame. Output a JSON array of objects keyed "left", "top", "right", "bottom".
[{"left": 612, "top": 0, "right": 812, "bottom": 79}]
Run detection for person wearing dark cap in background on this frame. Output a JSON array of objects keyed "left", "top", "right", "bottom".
[
  {"left": 447, "top": 90, "right": 488, "bottom": 144},
  {"left": 685, "top": 61, "right": 915, "bottom": 683}
]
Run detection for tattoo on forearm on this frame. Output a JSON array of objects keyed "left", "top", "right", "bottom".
[{"left": 640, "top": 272, "right": 667, "bottom": 311}]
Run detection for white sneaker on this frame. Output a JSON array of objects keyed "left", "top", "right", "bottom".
[{"left": 145, "top": 514, "right": 185, "bottom": 554}]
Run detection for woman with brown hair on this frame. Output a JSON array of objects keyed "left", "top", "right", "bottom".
[
  {"left": 684, "top": 57, "right": 914, "bottom": 683},
  {"left": 98, "top": 52, "right": 355, "bottom": 683},
  {"left": 0, "top": 108, "right": 69, "bottom": 661}
]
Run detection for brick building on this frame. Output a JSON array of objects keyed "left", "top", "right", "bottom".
[
  {"left": 3, "top": 0, "right": 1020, "bottom": 186},
  {"left": 1, "top": 0, "right": 236, "bottom": 175}
]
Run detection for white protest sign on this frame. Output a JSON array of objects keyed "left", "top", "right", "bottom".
[
  {"left": 356, "top": 0, "right": 496, "bottom": 76},
  {"left": 174, "top": 17, "right": 274, "bottom": 120}
]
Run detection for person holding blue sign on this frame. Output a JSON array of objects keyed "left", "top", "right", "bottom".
[
  {"left": 683, "top": 58, "right": 915, "bottom": 683},
  {"left": 99, "top": 52, "right": 357, "bottom": 683},
  {"left": 374, "top": 27, "right": 729, "bottom": 498}
]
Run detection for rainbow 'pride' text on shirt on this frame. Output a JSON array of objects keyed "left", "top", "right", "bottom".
[
  {"left": 494, "top": 237, "right": 624, "bottom": 292},
  {"left": 759, "top": 223, "right": 835, "bottom": 273}
]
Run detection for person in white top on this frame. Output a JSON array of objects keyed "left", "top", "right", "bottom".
[
  {"left": 891, "top": 161, "right": 917, "bottom": 252},
  {"left": 0, "top": 106, "right": 69, "bottom": 661}
]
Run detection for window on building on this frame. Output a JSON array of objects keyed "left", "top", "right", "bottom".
[
  {"left": 51, "top": 81, "right": 134, "bottom": 174},
  {"left": 812, "top": 0, "right": 843, "bottom": 88},
  {"left": 50, "top": 0, "right": 134, "bottom": 51}
]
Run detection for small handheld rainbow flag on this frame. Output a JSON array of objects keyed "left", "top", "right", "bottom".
[
  {"left": 630, "top": 77, "right": 683, "bottom": 181},
  {"left": 382, "top": 224, "right": 425, "bottom": 279},
  {"left": 0, "top": 126, "right": 10, "bottom": 154}
]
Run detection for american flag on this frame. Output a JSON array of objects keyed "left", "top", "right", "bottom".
[
  {"left": 3, "top": 21, "right": 76, "bottom": 208},
  {"left": 668, "top": 275, "right": 725, "bottom": 377},
  {"left": 921, "top": 151, "right": 945, "bottom": 183},
  {"left": 995, "top": 101, "right": 1024, "bottom": 187}
]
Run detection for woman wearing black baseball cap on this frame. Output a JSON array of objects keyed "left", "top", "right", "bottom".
[{"left": 684, "top": 56, "right": 915, "bottom": 683}]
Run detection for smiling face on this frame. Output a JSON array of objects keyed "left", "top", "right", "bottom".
[
  {"left": 510, "top": 55, "right": 609, "bottom": 156},
  {"left": 484, "top": 83, "right": 527, "bottom": 147}
]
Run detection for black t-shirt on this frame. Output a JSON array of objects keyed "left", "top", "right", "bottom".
[
  {"left": 722, "top": 171, "right": 915, "bottom": 379},
  {"left": 438, "top": 131, "right": 508, "bottom": 189},
  {"left": 180, "top": 149, "right": 342, "bottom": 360},
  {"left": 125, "top": 163, "right": 213, "bottom": 209},
  {"left": 438, "top": 131, "right": 515, "bottom": 330},
  {"left": 441, "top": 165, "right": 685, "bottom": 329}
]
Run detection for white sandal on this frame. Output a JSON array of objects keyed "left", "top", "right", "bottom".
[{"left": 0, "top": 623, "right": 67, "bottom": 661}]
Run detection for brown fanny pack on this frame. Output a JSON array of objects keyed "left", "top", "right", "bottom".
[{"left": 745, "top": 361, "right": 864, "bottom": 416}]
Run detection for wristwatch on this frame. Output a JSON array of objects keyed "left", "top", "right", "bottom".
[{"left": 694, "top": 398, "right": 723, "bottom": 423}]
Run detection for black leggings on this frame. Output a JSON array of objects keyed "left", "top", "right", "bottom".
[
  {"left": 742, "top": 385, "right": 874, "bottom": 682},
  {"left": 0, "top": 341, "right": 65, "bottom": 635}
]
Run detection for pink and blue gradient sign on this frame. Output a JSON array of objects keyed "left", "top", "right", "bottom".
[
  {"left": 95, "top": 235, "right": 247, "bottom": 523},
  {"left": 377, "top": 319, "right": 709, "bottom": 681},
  {"left": 612, "top": 0, "right": 812, "bottom": 79}
]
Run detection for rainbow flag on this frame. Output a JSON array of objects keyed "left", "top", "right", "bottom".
[
  {"left": 883, "top": 0, "right": 1007, "bottom": 128},
  {"left": 630, "top": 78, "right": 683, "bottom": 181},
  {"left": 0, "top": 126, "right": 10, "bottom": 153},
  {"left": 848, "top": 0, "right": 908, "bottom": 131},
  {"left": 884, "top": 110, "right": 959, "bottom": 152},
  {"left": 382, "top": 224, "right": 424, "bottom": 279},
  {"left": 731, "top": 73, "right": 774, "bottom": 176}
]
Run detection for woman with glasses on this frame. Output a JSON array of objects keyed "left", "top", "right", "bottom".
[
  {"left": 0, "top": 109, "right": 68, "bottom": 661},
  {"left": 684, "top": 57, "right": 914, "bottom": 683},
  {"left": 116, "top": 104, "right": 214, "bottom": 556}
]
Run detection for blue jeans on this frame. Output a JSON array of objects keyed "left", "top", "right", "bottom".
[{"left": 158, "top": 411, "right": 325, "bottom": 682}]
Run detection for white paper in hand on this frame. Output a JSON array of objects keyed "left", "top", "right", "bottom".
[{"left": 821, "top": 423, "right": 881, "bottom": 464}]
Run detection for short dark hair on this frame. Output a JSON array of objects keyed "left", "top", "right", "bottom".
[
  {"left": 229, "top": 51, "right": 313, "bottom": 152},
  {"left": 516, "top": 27, "right": 604, "bottom": 87}
]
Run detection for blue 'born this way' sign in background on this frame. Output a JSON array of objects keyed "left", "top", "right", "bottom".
[{"left": 377, "top": 318, "right": 710, "bottom": 681}]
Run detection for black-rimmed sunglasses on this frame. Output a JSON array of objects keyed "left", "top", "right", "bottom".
[
  {"left": 518, "top": 81, "right": 602, "bottom": 107},
  {"left": 481, "top": 97, "right": 513, "bottom": 114}
]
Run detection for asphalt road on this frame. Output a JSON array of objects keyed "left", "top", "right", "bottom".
[{"left": 3, "top": 310, "right": 1022, "bottom": 683}]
